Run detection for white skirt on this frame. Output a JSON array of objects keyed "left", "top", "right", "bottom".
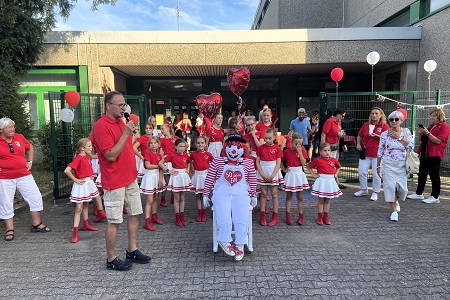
[
  {"left": 70, "top": 177, "right": 99, "bottom": 203},
  {"left": 136, "top": 155, "right": 144, "bottom": 178},
  {"left": 382, "top": 159, "right": 408, "bottom": 203},
  {"left": 311, "top": 174, "right": 342, "bottom": 198},
  {"left": 191, "top": 169, "right": 208, "bottom": 194},
  {"left": 208, "top": 141, "right": 223, "bottom": 157},
  {"left": 257, "top": 160, "right": 284, "bottom": 186},
  {"left": 283, "top": 166, "right": 310, "bottom": 192},
  {"left": 140, "top": 169, "right": 161, "bottom": 195},
  {"left": 91, "top": 158, "right": 99, "bottom": 177},
  {"left": 167, "top": 169, "right": 193, "bottom": 192},
  {"left": 95, "top": 172, "right": 102, "bottom": 188}
]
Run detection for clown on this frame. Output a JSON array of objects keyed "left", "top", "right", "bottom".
[{"left": 203, "top": 134, "right": 257, "bottom": 261}]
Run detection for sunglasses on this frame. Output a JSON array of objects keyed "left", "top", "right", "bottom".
[
  {"left": 8, "top": 143, "right": 14, "bottom": 153},
  {"left": 389, "top": 118, "right": 400, "bottom": 122}
]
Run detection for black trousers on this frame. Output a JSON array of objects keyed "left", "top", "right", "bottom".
[{"left": 416, "top": 156, "right": 441, "bottom": 198}]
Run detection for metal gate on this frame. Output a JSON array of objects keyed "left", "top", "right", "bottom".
[
  {"left": 49, "top": 91, "right": 147, "bottom": 201},
  {"left": 319, "top": 90, "right": 450, "bottom": 182}
]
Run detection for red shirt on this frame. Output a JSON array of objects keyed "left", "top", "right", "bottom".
[
  {"left": 165, "top": 152, "right": 189, "bottom": 169},
  {"left": 189, "top": 150, "right": 214, "bottom": 171},
  {"left": 136, "top": 135, "right": 150, "bottom": 157},
  {"left": 244, "top": 131, "right": 264, "bottom": 151},
  {"left": 92, "top": 114, "right": 137, "bottom": 190},
  {"left": 358, "top": 122, "right": 390, "bottom": 157},
  {"left": 68, "top": 155, "right": 94, "bottom": 178},
  {"left": 257, "top": 143, "right": 284, "bottom": 161},
  {"left": 0, "top": 134, "right": 31, "bottom": 179},
  {"left": 144, "top": 150, "right": 163, "bottom": 167},
  {"left": 206, "top": 126, "right": 224, "bottom": 142},
  {"left": 283, "top": 135, "right": 293, "bottom": 150},
  {"left": 256, "top": 122, "right": 275, "bottom": 133},
  {"left": 417, "top": 122, "right": 450, "bottom": 160},
  {"left": 283, "top": 148, "right": 308, "bottom": 167},
  {"left": 160, "top": 137, "right": 176, "bottom": 155},
  {"left": 322, "top": 117, "right": 341, "bottom": 144},
  {"left": 309, "top": 157, "right": 340, "bottom": 175}
]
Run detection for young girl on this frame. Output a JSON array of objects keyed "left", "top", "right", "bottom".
[
  {"left": 244, "top": 116, "right": 265, "bottom": 157},
  {"left": 256, "top": 108, "right": 276, "bottom": 133},
  {"left": 165, "top": 139, "right": 193, "bottom": 226},
  {"left": 280, "top": 130, "right": 295, "bottom": 151},
  {"left": 160, "top": 123, "right": 177, "bottom": 206},
  {"left": 189, "top": 136, "right": 214, "bottom": 222},
  {"left": 282, "top": 134, "right": 310, "bottom": 225},
  {"left": 140, "top": 136, "right": 166, "bottom": 231},
  {"left": 205, "top": 114, "right": 224, "bottom": 157},
  {"left": 133, "top": 123, "right": 154, "bottom": 178},
  {"left": 256, "top": 128, "right": 284, "bottom": 226},
  {"left": 307, "top": 142, "right": 342, "bottom": 225},
  {"left": 64, "top": 138, "right": 103, "bottom": 243}
]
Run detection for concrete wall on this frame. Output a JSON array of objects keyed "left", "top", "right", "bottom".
[{"left": 256, "top": 0, "right": 279, "bottom": 29}]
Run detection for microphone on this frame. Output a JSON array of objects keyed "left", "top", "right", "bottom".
[{"left": 123, "top": 112, "right": 137, "bottom": 134}]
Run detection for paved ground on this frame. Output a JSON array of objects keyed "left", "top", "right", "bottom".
[{"left": 1, "top": 176, "right": 450, "bottom": 300}]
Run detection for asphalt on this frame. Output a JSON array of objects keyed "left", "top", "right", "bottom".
[{"left": 1, "top": 175, "right": 450, "bottom": 299}]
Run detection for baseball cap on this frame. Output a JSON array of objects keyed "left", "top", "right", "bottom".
[{"left": 298, "top": 108, "right": 306, "bottom": 113}]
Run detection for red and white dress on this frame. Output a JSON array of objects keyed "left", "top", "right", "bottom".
[
  {"left": 244, "top": 131, "right": 264, "bottom": 157},
  {"left": 135, "top": 135, "right": 150, "bottom": 178},
  {"left": 256, "top": 143, "right": 284, "bottom": 185},
  {"left": 256, "top": 122, "right": 275, "bottom": 133},
  {"left": 160, "top": 136, "right": 176, "bottom": 174},
  {"left": 68, "top": 155, "right": 99, "bottom": 203},
  {"left": 283, "top": 148, "right": 310, "bottom": 192},
  {"left": 309, "top": 157, "right": 342, "bottom": 198},
  {"left": 206, "top": 126, "right": 224, "bottom": 157},
  {"left": 140, "top": 150, "right": 163, "bottom": 195},
  {"left": 189, "top": 150, "right": 214, "bottom": 194},
  {"left": 165, "top": 152, "right": 193, "bottom": 192}
]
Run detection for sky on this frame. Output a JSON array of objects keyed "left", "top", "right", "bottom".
[{"left": 54, "top": 0, "right": 260, "bottom": 31}]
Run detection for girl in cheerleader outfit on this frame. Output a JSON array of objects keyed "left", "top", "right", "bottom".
[
  {"left": 206, "top": 114, "right": 224, "bottom": 157},
  {"left": 243, "top": 116, "right": 265, "bottom": 157},
  {"left": 189, "top": 136, "right": 214, "bottom": 222},
  {"left": 282, "top": 133, "right": 310, "bottom": 225},
  {"left": 256, "top": 128, "right": 284, "bottom": 227},
  {"left": 165, "top": 139, "right": 193, "bottom": 226},
  {"left": 64, "top": 138, "right": 103, "bottom": 243},
  {"left": 140, "top": 136, "right": 166, "bottom": 231},
  {"left": 133, "top": 123, "right": 154, "bottom": 178},
  {"left": 160, "top": 123, "right": 177, "bottom": 207},
  {"left": 307, "top": 142, "right": 342, "bottom": 225},
  {"left": 256, "top": 108, "right": 276, "bottom": 132}
]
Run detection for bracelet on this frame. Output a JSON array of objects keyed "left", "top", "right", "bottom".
[
  {"left": 426, "top": 132, "right": 431, "bottom": 136},
  {"left": 28, "top": 160, "right": 33, "bottom": 163}
]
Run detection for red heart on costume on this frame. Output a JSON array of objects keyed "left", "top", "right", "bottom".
[
  {"left": 224, "top": 170, "right": 243, "bottom": 186},
  {"left": 227, "top": 67, "right": 250, "bottom": 98},
  {"left": 196, "top": 93, "right": 222, "bottom": 120}
]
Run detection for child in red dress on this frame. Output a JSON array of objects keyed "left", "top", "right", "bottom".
[
  {"left": 133, "top": 123, "right": 154, "bottom": 178},
  {"left": 256, "top": 108, "right": 276, "bottom": 132},
  {"left": 206, "top": 114, "right": 224, "bottom": 157},
  {"left": 160, "top": 123, "right": 177, "bottom": 206}
]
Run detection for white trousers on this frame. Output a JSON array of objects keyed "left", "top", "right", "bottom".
[
  {"left": 358, "top": 157, "right": 381, "bottom": 193},
  {"left": 0, "top": 175, "right": 43, "bottom": 219},
  {"left": 212, "top": 194, "right": 249, "bottom": 245},
  {"left": 330, "top": 150, "right": 339, "bottom": 160}
]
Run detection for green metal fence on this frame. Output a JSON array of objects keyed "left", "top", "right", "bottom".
[
  {"left": 49, "top": 92, "right": 147, "bottom": 201},
  {"left": 320, "top": 90, "right": 450, "bottom": 183}
]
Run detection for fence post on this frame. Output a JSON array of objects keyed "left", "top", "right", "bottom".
[
  {"left": 436, "top": 89, "right": 441, "bottom": 105},
  {"left": 139, "top": 94, "right": 147, "bottom": 134}
]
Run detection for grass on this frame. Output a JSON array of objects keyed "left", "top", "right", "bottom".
[{"left": 30, "top": 163, "right": 54, "bottom": 195}]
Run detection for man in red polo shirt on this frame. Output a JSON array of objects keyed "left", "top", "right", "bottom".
[{"left": 92, "top": 91, "right": 150, "bottom": 271}]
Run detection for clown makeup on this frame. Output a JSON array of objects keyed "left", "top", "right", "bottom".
[{"left": 225, "top": 143, "right": 245, "bottom": 160}]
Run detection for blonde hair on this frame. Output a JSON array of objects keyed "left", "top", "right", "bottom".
[
  {"left": 161, "top": 123, "right": 174, "bottom": 137},
  {"left": 369, "top": 107, "right": 387, "bottom": 125},
  {"left": 147, "top": 136, "right": 160, "bottom": 148},
  {"left": 431, "top": 108, "right": 446, "bottom": 122},
  {"left": 75, "top": 138, "right": 91, "bottom": 158}
]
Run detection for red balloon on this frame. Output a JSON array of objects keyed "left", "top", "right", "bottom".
[
  {"left": 130, "top": 114, "right": 139, "bottom": 124},
  {"left": 330, "top": 68, "right": 344, "bottom": 82},
  {"left": 397, "top": 108, "right": 408, "bottom": 120},
  {"left": 227, "top": 67, "right": 250, "bottom": 97},
  {"left": 196, "top": 93, "right": 222, "bottom": 120},
  {"left": 64, "top": 90, "right": 80, "bottom": 107}
]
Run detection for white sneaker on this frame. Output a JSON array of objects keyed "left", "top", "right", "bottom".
[
  {"left": 390, "top": 211, "right": 398, "bottom": 222},
  {"left": 422, "top": 196, "right": 440, "bottom": 204},
  {"left": 396, "top": 202, "right": 400, "bottom": 212},
  {"left": 218, "top": 242, "right": 235, "bottom": 257},
  {"left": 407, "top": 193, "right": 424, "bottom": 200},
  {"left": 370, "top": 193, "right": 378, "bottom": 201},
  {"left": 234, "top": 245, "right": 244, "bottom": 261},
  {"left": 354, "top": 189, "right": 369, "bottom": 197}
]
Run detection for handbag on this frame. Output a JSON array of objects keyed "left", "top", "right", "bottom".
[
  {"left": 403, "top": 128, "right": 420, "bottom": 175},
  {"left": 359, "top": 146, "right": 366, "bottom": 160}
]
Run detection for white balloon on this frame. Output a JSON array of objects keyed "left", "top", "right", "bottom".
[
  {"left": 424, "top": 60, "right": 437, "bottom": 72},
  {"left": 60, "top": 108, "right": 74, "bottom": 122},
  {"left": 125, "top": 105, "right": 132, "bottom": 114},
  {"left": 366, "top": 51, "right": 380, "bottom": 65}
]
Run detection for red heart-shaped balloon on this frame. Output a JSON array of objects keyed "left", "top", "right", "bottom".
[
  {"left": 196, "top": 93, "right": 222, "bottom": 120},
  {"left": 227, "top": 67, "right": 250, "bottom": 97},
  {"left": 224, "top": 170, "right": 243, "bottom": 186}
]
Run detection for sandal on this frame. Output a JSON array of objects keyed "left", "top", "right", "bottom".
[
  {"left": 4, "top": 229, "right": 14, "bottom": 241},
  {"left": 30, "top": 222, "right": 51, "bottom": 233}
]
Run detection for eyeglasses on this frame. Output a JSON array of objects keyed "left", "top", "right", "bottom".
[
  {"left": 108, "top": 102, "right": 127, "bottom": 109},
  {"left": 246, "top": 123, "right": 256, "bottom": 126},
  {"left": 8, "top": 143, "right": 14, "bottom": 153},
  {"left": 389, "top": 118, "right": 400, "bottom": 122}
]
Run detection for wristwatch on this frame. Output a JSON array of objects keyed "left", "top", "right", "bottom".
[
  {"left": 426, "top": 132, "right": 431, "bottom": 136},
  {"left": 397, "top": 137, "right": 402, "bottom": 141},
  {"left": 28, "top": 160, "right": 33, "bottom": 163}
]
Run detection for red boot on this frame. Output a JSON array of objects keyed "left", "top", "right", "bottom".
[
  {"left": 180, "top": 212, "right": 188, "bottom": 226},
  {"left": 196, "top": 209, "right": 202, "bottom": 222},
  {"left": 323, "top": 212, "right": 332, "bottom": 225},
  {"left": 297, "top": 213, "right": 304, "bottom": 225},
  {"left": 143, "top": 217, "right": 156, "bottom": 231},
  {"left": 93, "top": 203, "right": 99, "bottom": 216},
  {"left": 123, "top": 206, "right": 128, "bottom": 214},
  {"left": 170, "top": 194, "right": 174, "bottom": 204},
  {"left": 201, "top": 208, "right": 207, "bottom": 222},
  {"left": 286, "top": 212, "right": 292, "bottom": 225},
  {"left": 94, "top": 209, "right": 107, "bottom": 222},
  {"left": 317, "top": 213, "right": 323, "bottom": 225},
  {"left": 268, "top": 212, "right": 279, "bottom": 227},
  {"left": 160, "top": 196, "right": 167, "bottom": 207},
  {"left": 70, "top": 227, "right": 78, "bottom": 243},
  {"left": 152, "top": 213, "right": 164, "bottom": 225},
  {"left": 175, "top": 213, "right": 183, "bottom": 226},
  {"left": 259, "top": 211, "right": 267, "bottom": 226},
  {"left": 82, "top": 219, "right": 99, "bottom": 231}
]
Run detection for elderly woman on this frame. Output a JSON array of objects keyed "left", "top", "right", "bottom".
[
  {"left": 407, "top": 108, "right": 450, "bottom": 204},
  {"left": 377, "top": 110, "right": 414, "bottom": 222},
  {"left": 354, "top": 107, "right": 390, "bottom": 201},
  {"left": 0, "top": 118, "right": 51, "bottom": 241}
]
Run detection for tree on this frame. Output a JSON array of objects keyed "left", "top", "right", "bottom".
[{"left": 0, "top": 0, "right": 115, "bottom": 136}]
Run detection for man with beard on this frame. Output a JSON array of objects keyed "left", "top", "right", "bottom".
[{"left": 289, "top": 108, "right": 312, "bottom": 155}]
